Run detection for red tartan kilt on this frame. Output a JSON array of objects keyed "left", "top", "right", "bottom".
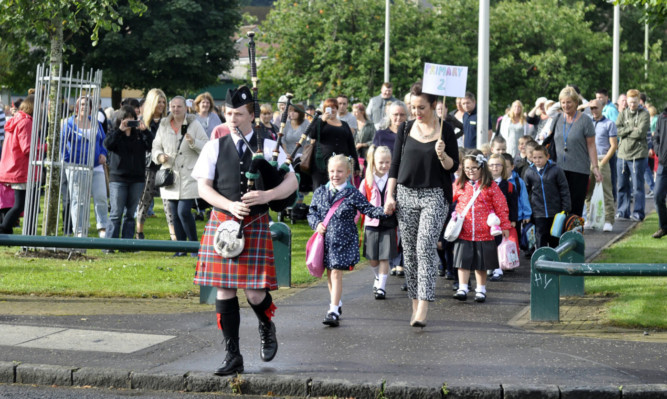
[{"left": 194, "top": 210, "right": 277, "bottom": 290}]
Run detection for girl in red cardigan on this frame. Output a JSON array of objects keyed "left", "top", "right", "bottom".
[{"left": 452, "top": 153, "right": 511, "bottom": 302}]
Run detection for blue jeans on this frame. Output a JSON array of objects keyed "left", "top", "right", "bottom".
[
  {"left": 655, "top": 164, "right": 667, "bottom": 230},
  {"left": 107, "top": 181, "right": 144, "bottom": 239},
  {"left": 616, "top": 158, "right": 646, "bottom": 220},
  {"left": 169, "top": 199, "right": 198, "bottom": 243},
  {"left": 643, "top": 158, "right": 655, "bottom": 191},
  {"left": 609, "top": 153, "right": 617, "bottom": 201}
]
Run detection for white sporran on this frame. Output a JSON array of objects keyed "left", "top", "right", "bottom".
[{"left": 213, "top": 220, "right": 245, "bottom": 258}]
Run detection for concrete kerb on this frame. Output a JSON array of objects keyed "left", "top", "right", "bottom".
[
  {"left": 3, "top": 363, "right": 666, "bottom": 398},
  {"left": 0, "top": 361, "right": 17, "bottom": 384},
  {"left": 15, "top": 363, "right": 76, "bottom": 386}
]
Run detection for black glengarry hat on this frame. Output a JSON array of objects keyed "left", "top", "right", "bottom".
[{"left": 225, "top": 86, "right": 253, "bottom": 108}]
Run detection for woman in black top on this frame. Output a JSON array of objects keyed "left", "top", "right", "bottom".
[
  {"left": 308, "top": 98, "right": 359, "bottom": 190},
  {"left": 103, "top": 106, "right": 151, "bottom": 241},
  {"left": 384, "top": 81, "right": 459, "bottom": 327}
]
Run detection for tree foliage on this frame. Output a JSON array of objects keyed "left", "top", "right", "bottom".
[
  {"left": 486, "top": 0, "right": 612, "bottom": 112},
  {"left": 72, "top": 0, "right": 242, "bottom": 97},
  {"left": 259, "top": 0, "right": 665, "bottom": 112},
  {"left": 0, "top": 0, "right": 146, "bottom": 235},
  {"left": 615, "top": 0, "right": 667, "bottom": 25}
]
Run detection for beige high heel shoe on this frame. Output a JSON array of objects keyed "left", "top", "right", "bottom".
[
  {"left": 410, "top": 299, "right": 419, "bottom": 325},
  {"left": 411, "top": 300, "right": 428, "bottom": 328}
]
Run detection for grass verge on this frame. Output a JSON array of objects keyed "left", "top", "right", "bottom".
[
  {"left": 586, "top": 212, "right": 667, "bottom": 329},
  {"left": 0, "top": 200, "right": 324, "bottom": 297}
]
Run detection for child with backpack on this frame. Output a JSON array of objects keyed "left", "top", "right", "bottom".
[
  {"left": 523, "top": 145, "right": 571, "bottom": 248},
  {"left": 359, "top": 146, "right": 398, "bottom": 300}
]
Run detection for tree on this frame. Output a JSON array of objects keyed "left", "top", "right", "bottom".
[
  {"left": 259, "top": 0, "right": 619, "bottom": 115},
  {"left": 614, "top": 0, "right": 667, "bottom": 25},
  {"left": 258, "top": 0, "right": 465, "bottom": 103},
  {"left": 0, "top": 27, "right": 48, "bottom": 93},
  {"left": 0, "top": 0, "right": 146, "bottom": 235},
  {"left": 72, "top": 0, "right": 242, "bottom": 105},
  {"left": 486, "top": 0, "right": 613, "bottom": 114}
]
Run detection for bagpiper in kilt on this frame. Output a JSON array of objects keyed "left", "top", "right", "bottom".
[{"left": 192, "top": 86, "right": 298, "bottom": 377}]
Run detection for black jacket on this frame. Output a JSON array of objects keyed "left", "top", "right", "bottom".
[
  {"left": 104, "top": 128, "right": 151, "bottom": 182},
  {"left": 655, "top": 109, "right": 667, "bottom": 167},
  {"left": 497, "top": 179, "right": 519, "bottom": 222},
  {"left": 523, "top": 160, "right": 571, "bottom": 218}
]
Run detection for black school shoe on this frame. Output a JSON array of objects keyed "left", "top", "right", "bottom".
[
  {"left": 322, "top": 312, "right": 340, "bottom": 327},
  {"left": 375, "top": 288, "right": 386, "bottom": 300},
  {"left": 453, "top": 289, "right": 468, "bottom": 301}
]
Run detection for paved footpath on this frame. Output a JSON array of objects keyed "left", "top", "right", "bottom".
[{"left": 1, "top": 207, "right": 666, "bottom": 398}]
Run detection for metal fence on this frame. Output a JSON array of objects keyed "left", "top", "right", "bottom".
[{"left": 25, "top": 64, "right": 103, "bottom": 241}]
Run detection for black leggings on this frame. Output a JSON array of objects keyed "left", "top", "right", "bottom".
[{"left": 0, "top": 189, "right": 26, "bottom": 233}]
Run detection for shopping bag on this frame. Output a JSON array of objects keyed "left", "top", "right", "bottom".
[
  {"left": 588, "top": 183, "right": 605, "bottom": 230},
  {"left": 498, "top": 237, "right": 520, "bottom": 270}
]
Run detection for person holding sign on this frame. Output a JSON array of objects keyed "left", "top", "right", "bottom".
[{"left": 384, "top": 81, "right": 459, "bottom": 327}]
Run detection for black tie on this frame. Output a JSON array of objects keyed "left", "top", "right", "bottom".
[{"left": 237, "top": 139, "right": 244, "bottom": 158}]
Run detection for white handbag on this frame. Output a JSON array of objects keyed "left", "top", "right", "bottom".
[{"left": 444, "top": 187, "right": 482, "bottom": 242}]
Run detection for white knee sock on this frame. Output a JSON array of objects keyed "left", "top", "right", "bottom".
[
  {"left": 378, "top": 274, "right": 388, "bottom": 291},
  {"left": 370, "top": 265, "right": 379, "bottom": 278},
  {"left": 493, "top": 268, "right": 503, "bottom": 276},
  {"left": 476, "top": 284, "right": 487, "bottom": 293},
  {"left": 459, "top": 283, "right": 469, "bottom": 293}
]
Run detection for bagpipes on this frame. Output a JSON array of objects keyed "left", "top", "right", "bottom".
[{"left": 241, "top": 31, "right": 297, "bottom": 213}]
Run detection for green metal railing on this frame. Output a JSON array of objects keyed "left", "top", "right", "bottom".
[
  {"left": 0, "top": 222, "right": 292, "bottom": 305},
  {"left": 530, "top": 230, "right": 667, "bottom": 321}
]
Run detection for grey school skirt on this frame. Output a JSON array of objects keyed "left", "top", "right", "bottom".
[
  {"left": 363, "top": 228, "right": 398, "bottom": 261},
  {"left": 453, "top": 239, "right": 499, "bottom": 271}
]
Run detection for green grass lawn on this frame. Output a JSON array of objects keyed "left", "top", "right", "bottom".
[
  {"left": 0, "top": 199, "right": 321, "bottom": 298},
  {"left": 585, "top": 212, "right": 667, "bottom": 329}
]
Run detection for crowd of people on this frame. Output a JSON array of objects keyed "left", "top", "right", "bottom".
[{"left": 0, "top": 81, "right": 664, "bottom": 378}]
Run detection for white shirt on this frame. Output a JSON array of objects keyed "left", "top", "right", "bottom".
[{"left": 374, "top": 173, "right": 388, "bottom": 192}]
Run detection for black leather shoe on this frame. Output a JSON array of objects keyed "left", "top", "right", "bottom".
[
  {"left": 400, "top": 283, "right": 407, "bottom": 291},
  {"left": 322, "top": 312, "right": 340, "bottom": 327},
  {"left": 375, "top": 288, "right": 386, "bottom": 300},
  {"left": 214, "top": 337, "right": 244, "bottom": 376},
  {"left": 258, "top": 321, "right": 278, "bottom": 362},
  {"left": 452, "top": 282, "right": 459, "bottom": 291},
  {"left": 214, "top": 352, "right": 244, "bottom": 376},
  {"left": 653, "top": 229, "right": 666, "bottom": 239},
  {"left": 445, "top": 271, "right": 455, "bottom": 280},
  {"left": 453, "top": 289, "right": 468, "bottom": 301},
  {"left": 474, "top": 292, "right": 487, "bottom": 303}
]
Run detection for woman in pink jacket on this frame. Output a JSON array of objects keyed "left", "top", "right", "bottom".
[{"left": 0, "top": 95, "right": 41, "bottom": 234}]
